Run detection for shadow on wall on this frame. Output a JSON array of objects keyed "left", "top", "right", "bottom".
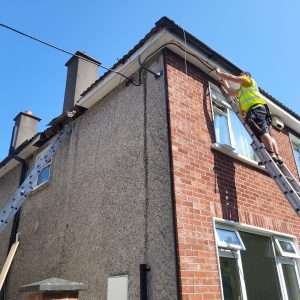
[{"left": 202, "top": 84, "right": 239, "bottom": 222}]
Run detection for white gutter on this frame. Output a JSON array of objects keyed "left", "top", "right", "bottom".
[{"left": 76, "top": 28, "right": 300, "bottom": 134}]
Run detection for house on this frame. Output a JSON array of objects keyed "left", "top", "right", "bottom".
[{"left": 0, "top": 16, "right": 300, "bottom": 300}]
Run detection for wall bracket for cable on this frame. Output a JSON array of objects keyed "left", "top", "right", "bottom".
[{"left": 138, "top": 55, "right": 163, "bottom": 79}]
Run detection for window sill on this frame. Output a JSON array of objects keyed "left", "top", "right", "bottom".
[
  {"left": 211, "top": 143, "right": 267, "bottom": 172},
  {"left": 31, "top": 181, "right": 50, "bottom": 195}
]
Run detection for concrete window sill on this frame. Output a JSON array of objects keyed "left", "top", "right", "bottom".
[
  {"left": 211, "top": 143, "right": 267, "bottom": 172},
  {"left": 31, "top": 180, "right": 50, "bottom": 195}
]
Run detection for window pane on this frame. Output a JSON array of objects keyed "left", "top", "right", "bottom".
[
  {"left": 282, "top": 263, "right": 300, "bottom": 300},
  {"left": 37, "top": 165, "right": 50, "bottom": 186},
  {"left": 229, "top": 111, "right": 258, "bottom": 161},
  {"left": 220, "top": 256, "right": 243, "bottom": 300},
  {"left": 217, "top": 229, "right": 241, "bottom": 246},
  {"left": 292, "top": 142, "right": 300, "bottom": 175},
  {"left": 239, "top": 232, "right": 282, "bottom": 300},
  {"left": 214, "top": 111, "right": 231, "bottom": 145},
  {"left": 279, "top": 240, "right": 296, "bottom": 254}
]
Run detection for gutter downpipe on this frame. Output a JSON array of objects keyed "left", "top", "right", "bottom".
[{"left": 0, "top": 125, "right": 28, "bottom": 300}]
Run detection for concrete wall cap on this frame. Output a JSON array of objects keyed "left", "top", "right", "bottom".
[{"left": 19, "top": 278, "right": 88, "bottom": 293}]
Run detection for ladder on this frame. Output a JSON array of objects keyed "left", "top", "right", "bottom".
[
  {"left": 0, "top": 125, "right": 71, "bottom": 235},
  {"left": 219, "top": 86, "right": 300, "bottom": 217}
]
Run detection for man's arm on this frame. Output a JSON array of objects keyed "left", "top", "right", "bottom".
[
  {"left": 215, "top": 68, "right": 242, "bottom": 84},
  {"left": 220, "top": 79, "right": 239, "bottom": 97}
]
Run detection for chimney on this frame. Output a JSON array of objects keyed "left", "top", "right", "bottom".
[
  {"left": 63, "top": 51, "right": 100, "bottom": 112},
  {"left": 11, "top": 111, "right": 41, "bottom": 150}
]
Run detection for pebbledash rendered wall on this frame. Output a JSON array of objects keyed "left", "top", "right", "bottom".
[
  {"left": 0, "top": 54, "right": 178, "bottom": 300},
  {"left": 165, "top": 49, "right": 300, "bottom": 300}
]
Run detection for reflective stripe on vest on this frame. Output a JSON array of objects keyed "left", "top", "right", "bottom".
[{"left": 238, "top": 79, "right": 266, "bottom": 112}]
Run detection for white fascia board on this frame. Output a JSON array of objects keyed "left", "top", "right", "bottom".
[
  {"left": 76, "top": 29, "right": 172, "bottom": 108},
  {"left": 76, "top": 28, "right": 300, "bottom": 134},
  {"left": 0, "top": 135, "right": 40, "bottom": 178},
  {"left": 263, "top": 98, "right": 300, "bottom": 133}
]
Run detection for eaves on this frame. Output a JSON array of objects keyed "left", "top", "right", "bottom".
[{"left": 76, "top": 16, "right": 300, "bottom": 134}]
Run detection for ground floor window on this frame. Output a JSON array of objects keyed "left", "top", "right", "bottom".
[{"left": 216, "top": 225, "right": 300, "bottom": 300}]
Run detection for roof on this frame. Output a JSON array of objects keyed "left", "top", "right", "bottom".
[{"left": 81, "top": 16, "right": 300, "bottom": 122}]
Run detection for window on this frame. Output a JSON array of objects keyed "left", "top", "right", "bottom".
[
  {"left": 33, "top": 147, "right": 51, "bottom": 189},
  {"left": 276, "top": 257, "right": 300, "bottom": 300},
  {"left": 107, "top": 275, "right": 128, "bottom": 300},
  {"left": 275, "top": 237, "right": 299, "bottom": 258},
  {"left": 216, "top": 228, "right": 245, "bottom": 250},
  {"left": 290, "top": 134, "right": 300, "bottom": 176},
  {"left": 210, "top": 83, "right": 259, "bottom": 162},
  {"left": 219, "top": 250, "right": 245, "bottom": 300},
  {"left": 216, "top": 225, "right": 300, "bottom": 300}
]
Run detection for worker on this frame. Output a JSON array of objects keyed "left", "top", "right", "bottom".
[{"left": 215, "top": 68, "right": 283, "bottom": 164}]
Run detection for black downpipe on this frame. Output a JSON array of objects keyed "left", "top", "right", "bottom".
[
  {"left": 140, "top": 264, "right": 150, "bottom": 300},
  {"left": 0, "top": 126, "right": 28, "bottom": 300}
]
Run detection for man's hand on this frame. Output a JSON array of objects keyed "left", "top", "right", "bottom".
[{"left": 215, "top": 68, "right": 221, "bottom": 76}]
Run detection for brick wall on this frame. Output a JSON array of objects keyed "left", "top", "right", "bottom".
[{"left": 165, "top": 49, "right": 300, "bottom": 300}]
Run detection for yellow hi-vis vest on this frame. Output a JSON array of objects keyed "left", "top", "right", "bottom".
[{"left": 238, "top": 79, "right": 267, "bottom": 113}]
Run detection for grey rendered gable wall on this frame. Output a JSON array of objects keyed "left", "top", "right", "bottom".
[{"left": 5, "top": 53, "right": 178, "bottom": 300}]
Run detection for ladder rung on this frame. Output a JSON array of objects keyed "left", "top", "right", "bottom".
[{"left": 285, "top": 176, "right": 294, "bottom": 182}]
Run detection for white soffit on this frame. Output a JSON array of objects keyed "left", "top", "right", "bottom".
[{"left": 76, "top": 29, "right": 300, "bottom": 135}]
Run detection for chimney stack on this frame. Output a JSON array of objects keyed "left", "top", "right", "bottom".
[
  {"left": 63, "top": 51, "right": 100, "bottom": 112},
  {"left": 11, "top": 111, "right": 41, "bottom": 150}
]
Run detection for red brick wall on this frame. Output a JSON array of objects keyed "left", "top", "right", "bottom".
[
  {"left": 27, "top": 292, "right": 78, "bottom": 300},
  {"left": 165, "top": 50, "right": 300, "bottom": 300}
]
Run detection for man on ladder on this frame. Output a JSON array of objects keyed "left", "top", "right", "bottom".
[{"left": 215, "top": 68, "right": 283, "bottom": 164}]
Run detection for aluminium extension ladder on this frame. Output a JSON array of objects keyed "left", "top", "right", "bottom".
[
  {"left": 219, "top": 86, "right": 300, "bottom": 218},
  {"left": 0, "top": 125, "right": 71, "bottom": 235}
]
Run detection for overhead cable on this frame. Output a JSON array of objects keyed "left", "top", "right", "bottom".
[{"left": 0, "top": 23, "right": 140, "bottom": 86}]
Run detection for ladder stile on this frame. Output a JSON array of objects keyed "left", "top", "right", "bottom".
[{"left": 218, "top": 86, "right": 300, "bottom": 218}]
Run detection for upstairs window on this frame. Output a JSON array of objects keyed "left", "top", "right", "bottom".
[
  {"left": 210, "top": 83, "right": 259, "bottom": 162},
  {"left": 290, "top": 134, "right": 300, "bottom": 176},
  {"left": 33, "top": 147, "right": 51, "bottom": 189}
]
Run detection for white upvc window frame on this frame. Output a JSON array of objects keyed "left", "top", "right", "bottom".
[
  {"left": 215, "top": 226, "right": 246, "bottom": 251},
  {"left": 274, "top": 236, "right": 300, "bottom": 259},
  {"left": 218, "top": 248, "right": 248, "bottom": 300},
  {"left": 209, "top": 83, "right": 235, "bottom": 149},
  {"left": 275, "top": 256, "right": 300, "bottom": 299},
  {"left": 214, "top": 219, "right": 300, "bottom": 300},
  {"left": 32, "top": 147, "right": 52, "bottom": 190},
  {"left": 289, "top": 133, "right": 300, "bottom": 177},
  {"left": 209, "top": 82, "right": 259, "bottom": 163}
]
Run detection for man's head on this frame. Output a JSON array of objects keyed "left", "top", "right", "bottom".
[{"left": 240, "top": 71, "right": 251, "bottom": 78}]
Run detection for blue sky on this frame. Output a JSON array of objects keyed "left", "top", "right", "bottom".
[{"left": 1, "top": 0, "right": 299, "bottom": 160}]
